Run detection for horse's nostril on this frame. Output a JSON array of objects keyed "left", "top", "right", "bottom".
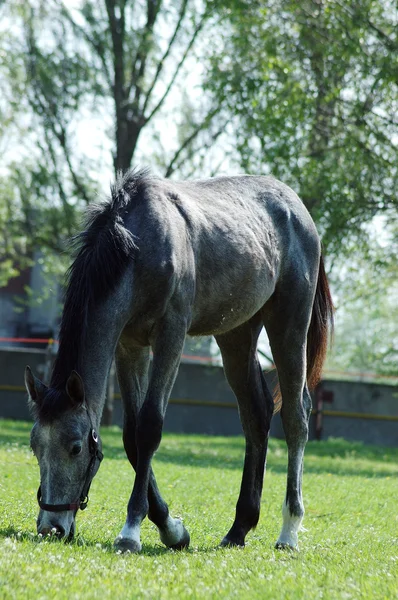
[
  {"left": 38, "top": 524, "right": 65, "bottom": 537},
  {"left": 56, "top": 525, "right": 65, "bottom": 537}
]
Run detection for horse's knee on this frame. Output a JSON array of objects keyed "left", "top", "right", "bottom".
[
  {"left": 236, "top": 494, "right": 261, "bottom": 531},
  {"left": 281, "top": 401, "right": 309, "bottom": 443},
  {"left": 123, "top": 422, "right": 137, "bottom": 466},
  {"left": 286, "top": 421, "right": 309, "bottom": 447},
  {"left": 242, "top": 389, "right": 273, "bottom": 444},
  {"left": 254, "top": 416, "right": 272, "bottom": 446},
  {"left": 303, "top": 388, "right": 312, "bottom": 420},
  {"left": 136, "top": 403, "right": 163, "bottom": 453}
]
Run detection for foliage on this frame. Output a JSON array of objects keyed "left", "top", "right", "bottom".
[
  {"left": 0, "top": 0, "right": 225, "bottom": 284},
  {"left": 1, "top": 0, "right": 397, "bottom": 272},
  {"left": 1, "top": 420, "right": 398, "bottom": 599},
  {"left": 1, "top": 1, "right": 397, "bottom": 379},
  {"left": 327, "top": 221, "right": 398, "bottom": 376},
  {"left": 206, "top": 0, "right": 398, "bottom": 255}
]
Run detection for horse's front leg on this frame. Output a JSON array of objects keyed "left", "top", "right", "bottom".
[
  {"left": 116, "top": 342, "right": 189, "bottom": 550},
  {"left": 114, "top": 317, "right": 189, "bottom": 553}
]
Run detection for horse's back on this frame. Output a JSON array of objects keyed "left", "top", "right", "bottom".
[{"left": 127, "top": 175, "right": 320, "bottom": 337}]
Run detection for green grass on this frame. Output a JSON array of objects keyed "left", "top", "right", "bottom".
[{"left": 0, "top": 419, "right": 397, "bottom": 599}]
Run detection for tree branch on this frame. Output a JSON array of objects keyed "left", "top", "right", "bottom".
[
  {"left": 166, "top": 115, "right": 231, "bottom": 177},
  {"left": 105, "top": 0, "right": 126, "bottom": 104},
  {"left": 25, "top": 21, "right": 92, "bottom": 206},
  {"left": 60, "top": 3, "right": 113, "bottom": 90},
  {"left": 145, "top": 12, "right": 207, "bottom": 123},
  {"left": 164, "top": 106, "right": 221, "bottom": 177},
  {"left": 141, "top": 0, "right": 189, "bottom": 115},
  {"left": 365, "top": 18, "right": 398, "bottom": 52},
  {"left": 55, "top": 122, "right": 92, "bottom": 205},
  {"left": 128, "top": 0, "right": 163, "bottom": 110}
]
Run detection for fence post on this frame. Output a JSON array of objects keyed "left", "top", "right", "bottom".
[{"left": 314, "top": 384, "right": 323, "bottom": 441}]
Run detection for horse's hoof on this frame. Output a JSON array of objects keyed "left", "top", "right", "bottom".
[
  {"left": 220, "top": 536, "right": 245, "bottom": 548},
  {"left": 169, "top": 526, "right": 190, "bottom": 550},
  {"left": 275, "top": 541, "right": 298, "bottom": 551},
  {"left": 160, "top": 518, "right": 190, "bottom": 550},
  {"left": 114, "top": 536, "right": 142, "bottom": 554}
]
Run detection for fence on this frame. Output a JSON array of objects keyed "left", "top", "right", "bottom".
[{"left": 0, "top": 341, "right": 397, "bottom": 446}]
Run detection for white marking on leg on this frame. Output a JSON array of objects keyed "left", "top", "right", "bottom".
[
  {"left": 159, "top": 516, "right": 185, "bottom": 547},
  {"left": 276, "top": 499, "right": 303, "bottom": 550},
  {"left": 115, "top": 522, "right": 141, "bottom": 549}
]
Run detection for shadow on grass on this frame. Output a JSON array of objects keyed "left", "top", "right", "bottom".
[
  {"left": 0, "top": 420, "right": 32, "bottom": 446},
  {"left": 100, "top": 427, "right": 398, "bottom": 477},
  {"left": 106, "top": 444, "right": 397, "bottom": 483},
  {"left": 0, "top": 526, "right": 220, "bottom": 556},
  {"left": 1, "top": 420, "right": 397, "bottom": 479}
]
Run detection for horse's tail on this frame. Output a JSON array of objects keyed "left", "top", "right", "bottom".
[
  {"left": 273, "top": 254, "right": 334, "bottom": 414},
  {"left": 306, "top": 255, "right": 334, "bottom": 391}
]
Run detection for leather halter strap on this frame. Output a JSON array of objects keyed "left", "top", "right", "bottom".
[
  {"left": 37, "top": 428, "right": 103, "bottom": 513},
  {"left": 37, "top": 488, "right": 80, "bottom": 513}
]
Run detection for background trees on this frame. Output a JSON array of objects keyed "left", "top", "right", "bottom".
[
  {"left": 326, "top": 224, "right": 398, "bottom": 378},
  {"left": 0, "top": 0, "right": 397, "bottom": 375},
  {"left": 1, "top": 0, "right": 225, "bottom": 278},
  {"left": 206, "top": 0, "right": 397, "bottom": 255}
]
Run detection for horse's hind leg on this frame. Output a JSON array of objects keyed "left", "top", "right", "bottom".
[
  {"left": 262, "top": 265, "right": 317, "bottom": 550},
  {"left": 115, "top": 341, "right": 189, "bottom": 551},
  {"left": 215, "top": 315, "right": 274, "bottom": 547}
]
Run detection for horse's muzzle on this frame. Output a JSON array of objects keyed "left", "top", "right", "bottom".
[
  {"left": 38, "top": 524, "right": 65, "bottom": 537},
  {"left": 37, "top": 513, "right": 76, "bottom": 540}
]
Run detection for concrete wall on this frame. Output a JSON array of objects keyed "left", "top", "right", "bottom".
[
  {"left": 317, "top": 379, "right": 398, "bottom": 447},
  {"left": 0, "top": 252, "right": 60, "bottom": 341},
  {"left": 27, "top": 252, "right": 60, "bottom": 337},
  {"left": 0, "top": 347, "right": 397, "bottom": 446}
]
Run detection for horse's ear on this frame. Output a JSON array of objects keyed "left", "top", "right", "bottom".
[
  {"left": 66, "top": 370, "right": 85, "bottom": 407},
  {"left": 25, "top": 366, "right": 47, "bottom": 406}
]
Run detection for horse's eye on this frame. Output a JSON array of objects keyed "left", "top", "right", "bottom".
[{"left": 71, "top": 444, "right": 82, "bottom": 456}]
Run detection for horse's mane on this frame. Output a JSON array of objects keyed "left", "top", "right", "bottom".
[{"left": 49, "top": 168, "right": 151, "bottom": 391}]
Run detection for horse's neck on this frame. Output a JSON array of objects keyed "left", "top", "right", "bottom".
[
  {"left": 52, "top": 296, "right": 129, "bottom": 424},
  {"left": 79, "top": 326, "right": 116, "bottom": 423}
]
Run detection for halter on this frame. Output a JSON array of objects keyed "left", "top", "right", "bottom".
[{"left": 37, "top": 428, "right": 103, "bottom": 513}]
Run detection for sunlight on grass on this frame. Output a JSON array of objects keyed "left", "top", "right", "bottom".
[{"left": 0, "top": 420, "right": 397, "bottom": 599}]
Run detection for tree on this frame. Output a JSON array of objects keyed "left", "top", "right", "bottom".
[
  {"left": 326, "top": 223, "right": 398, "bottom": 377},
  {"left": 0, "top": 0, "right": 226, "bottom": 283},
  {"left": 206, "top": 0, "right": 398, "bottom": 255}
]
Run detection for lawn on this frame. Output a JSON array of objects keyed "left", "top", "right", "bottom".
[{"left": 0, "top": 419, "right": 397, "bottom": 599}]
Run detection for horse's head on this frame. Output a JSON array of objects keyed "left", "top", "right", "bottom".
[{"left": 24, "top": 367, "right": 103, "bottom": 539}]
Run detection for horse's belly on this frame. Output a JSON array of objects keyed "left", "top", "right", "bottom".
[{"left": 188, "top": 267, "right": 277, "bottom": 336}]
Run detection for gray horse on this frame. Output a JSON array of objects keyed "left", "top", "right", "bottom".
[{"left": 25, "top": 169, "right": 333, "bottom": 552}]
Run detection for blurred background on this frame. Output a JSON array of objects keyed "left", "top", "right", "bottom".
[{"left": 0, "top": 0, "right": 397, "bottom": 384}]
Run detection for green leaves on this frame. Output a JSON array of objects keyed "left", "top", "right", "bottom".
[
  {"left": 327, "top": 225, "right": 398, "bottom": 377},
  {"left": 0, "top": 0, "right": 223, "bottom": 290},
  {"left": 206, "top": 0, "right": 398, "bottom": 256}
]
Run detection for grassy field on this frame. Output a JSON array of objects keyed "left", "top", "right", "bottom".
[{"left": 0, "top": 419, "right": 397, "bottom": 599}]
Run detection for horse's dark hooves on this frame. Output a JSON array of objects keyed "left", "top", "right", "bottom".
[
  {"left": 275, "top": 541, "right": 298, "bottom": 551},
  {"left": 220, "top": 536, "right": 245, "bottom": 549},
  {"left": 169, "top": 527, "right": 190, "bottom": 551},
  {"left": 160, "top": 519, "right": 190, "bottom": 550},
  {"left": 114, "top": 536, "right": 142, "bottom": 554}
]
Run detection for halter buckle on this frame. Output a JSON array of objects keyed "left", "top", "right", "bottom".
[{"left": 79, "top": 496, "right": 89, "bottom": 511}]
